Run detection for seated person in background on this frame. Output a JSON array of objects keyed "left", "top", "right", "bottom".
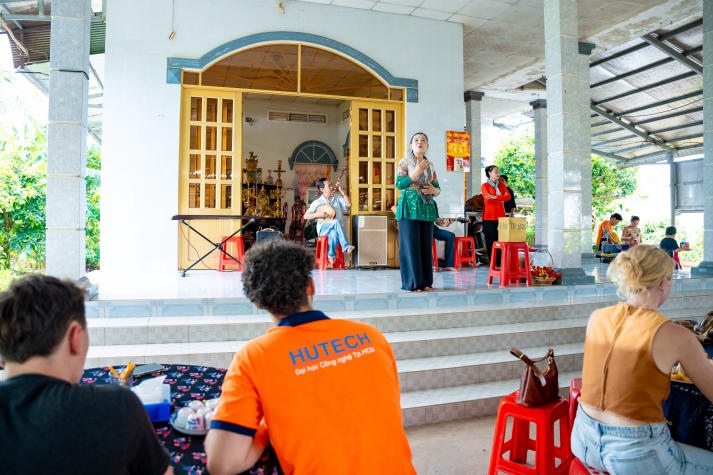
[
  {"left": 0, "top": 274, "right": 172, "bottom": 475},
  {"left": 205, "top": 240, "right": 416, "bottom": 475},
  {"left": 621, "top": 215, "right": 641, "bottom": 245},
  {"left": 433, "top": 211, "right": 457, "bottom": 272},
  {"left": 499, "top": 174, "right": 517, "bottom": 216},
  {"left": 303, "top": 177, "right": 355, "bottom": 266},
  {"left": 571, "top": 245, "right": 713, "bottom": 474},
  {"left": 660, "top": 225, "right": 690, "bottom": 270},
  {"left": 595, "top": 212, "right": 623, "bottom": 251}
]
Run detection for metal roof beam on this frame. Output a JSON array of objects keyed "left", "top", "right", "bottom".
[
  {"left": 590, "top": 104, "right": 676, "bottom": 152},
  {"left": 592, "top": 72, "right": 698, "bottom": 106},
  {"left": 635, "top": 106, "right": 702, "bottom": 125},
  {"left": 642, "top": 33, "right": 702, "bottom": 75},
  {"left": 617, "top": 90, "right": 702, "bottom": 116},
  {"left": 591, "top": 149, "right": 629, "bottom": 165},
  {"left": 592, "top": 133, "right": 638, "bottom": 146},
  {"left": 591, "top": 58, "right": 673, "bottom": 89},
  {"left": 650, "top": 120, "right": 703, "bottom": 134}
]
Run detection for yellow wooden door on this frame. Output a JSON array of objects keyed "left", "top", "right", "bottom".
[
  {"left": 349, "top": 100, "right": 403, "bottom": 266},
  {"left": 177, "top": 88, "right": 243, "bottom": 270}
]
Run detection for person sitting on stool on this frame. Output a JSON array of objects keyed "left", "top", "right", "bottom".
[
  {"left": 433, "top": 203, "right": 457, "bottom": 271},
  {"left": 303, "top": 177, "right": 355, "bottom": 267}
]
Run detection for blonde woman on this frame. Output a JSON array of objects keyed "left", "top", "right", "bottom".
[{"left": 571, "top": 245, "right": 713, "bottom": 473}]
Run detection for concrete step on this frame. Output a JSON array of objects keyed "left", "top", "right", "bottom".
[{"left": 401, "top": 370, "right": 581, "bottom": 426}]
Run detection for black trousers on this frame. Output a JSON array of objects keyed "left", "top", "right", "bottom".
[
  {"left": 482, "top": 220, "right": 499, "bottom": 262},
  {"left": 398, "top": 219, "right": 434, "bottom": 291}
]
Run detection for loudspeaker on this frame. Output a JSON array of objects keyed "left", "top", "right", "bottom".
[
  {"left": 256, "top": 229, "right": 282, "bottom": 242},
  {"left": 352, "top": 215, "right": 388, "bottom": 267}
]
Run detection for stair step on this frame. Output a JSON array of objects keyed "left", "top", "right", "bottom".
[{"left": 401, "top": 370, "right": 581, "bottom": 426}]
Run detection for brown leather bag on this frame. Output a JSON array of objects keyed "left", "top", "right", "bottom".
[{"left": 510, "top": 347, "right": 559, "bottom": 407}]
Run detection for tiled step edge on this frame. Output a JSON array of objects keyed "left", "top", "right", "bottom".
[{"left": 401, "top": 370, "right": 581, "bottom": 427}]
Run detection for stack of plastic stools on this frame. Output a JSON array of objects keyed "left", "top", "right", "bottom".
[
  {"left": 432, "top": 239, "right": 439, "bottom": 269},
  {"left": 314, "top": 236, "right": 345, "bottom": 270},
  {"left": 488, "top": 241, "right": 532, "bottom": 287},
  {"left": 568, "top": 378, "right": 610, "bottom": 475},
  {"left": 217, "top": 235, "right": 244, "bottom": 271},
  {"left": 488, "top": 391, "right": 572, "bottom": 475},
  {"left": 454, "top": 236, "right": 477, "bottom": 269}
]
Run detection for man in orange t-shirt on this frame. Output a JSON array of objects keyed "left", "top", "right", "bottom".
[
  {"left": 595, "top": 213, "right": 623, "bottom": 251},
  {"left": 205, "top": 240, "right": 415, "bottom": 475}
]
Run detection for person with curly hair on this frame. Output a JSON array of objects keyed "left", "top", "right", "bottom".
[
  {"left": 571, "top": 245, "right": 713, "bottom": 473},
  {"left": 205, "top": 239, "right": 415, "bottom": 475}
]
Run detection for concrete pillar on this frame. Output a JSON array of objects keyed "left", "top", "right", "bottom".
[
  {"left": 544, "top": 0, "right": 594, "bottom": 284},
  {"left": 465, "top": 91, "right": 484, "bottom": 199},
  {"left": 669, "top": 153, "right": 676, "bottom": 227},
  {"left": 46, "top": 0, "right": 90, "bottom": 280},
  {"left": 693, "top": 0, "right": 713, "bottom": 277},
  {"left": 531, "top": 99, "right": 548, "bottom": 247},
  {"left": 578, "top": 42, "right": 594, "bottom": 257}
]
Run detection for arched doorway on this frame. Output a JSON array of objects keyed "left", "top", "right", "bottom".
[{"left": 172, "top": 35, "right": 412, "bottom": 269}]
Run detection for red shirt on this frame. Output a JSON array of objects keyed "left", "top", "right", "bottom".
[{"left": 481, "top": 181, "right": 510, "bottom": 221}]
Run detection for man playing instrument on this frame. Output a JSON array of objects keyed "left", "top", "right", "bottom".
[{"left": 303, "top": 177, "right": 355, "bottom": 267}]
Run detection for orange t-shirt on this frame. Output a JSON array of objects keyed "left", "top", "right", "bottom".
[{"left": 211, "top": 310, "right": 415, "bottom": 475}]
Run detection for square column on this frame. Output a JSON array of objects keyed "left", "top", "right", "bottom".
[
  {"left": 465, "top": 91, "right": 484, "bottom": 198},
  {"left": 46, "top": 0, "right": 91, "bottom": 279},
  {"left": 693, "top": 0, "right": 713, "bottom": 276},
  {"left": 544, "top": 0, "right": 594, "bottom": 284},
  {"left": 531, "top": 99, "right": 548, "bottom": 247}
]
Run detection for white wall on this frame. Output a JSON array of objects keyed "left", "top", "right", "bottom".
[{"left": 101, "top": 0, "right": 464, "bottom": 272}]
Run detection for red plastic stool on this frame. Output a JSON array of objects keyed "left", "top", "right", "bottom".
[
  {"left": 569, "top": 459, "right": 609, "bottom": 475},
  {"left": 217, "top": 235, "right": 244, "bottom": 271},
  {"left": 454, "top": 236, "right": 477, "bottom": 269},
  {"left": 488, "top": 391, "right": 572, "bottom": 475},
  {"left": 488, "top": 241, "right": 532, "bottom": 287},
  {"left": 432, "top": 239, "right": 439, "bottom": 269},
  {"left": 569, "top": 377, "right": 582, "bottom": 433},
  {"left": 314, "top": 236, "right": 345, "bottom": 270}
]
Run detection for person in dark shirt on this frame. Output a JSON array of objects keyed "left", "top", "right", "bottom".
[
  {"left": 660, "top": 225, "right": 690, "bottom": 269},
  {"left": 0, "top": 274, "right": 172, "bottom": 475},
  {"left": 500, "top": 174, "right": 517, "bottom": 216}
]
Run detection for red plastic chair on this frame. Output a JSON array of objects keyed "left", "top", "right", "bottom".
[
  {"left": 217, "top": 235, "right": 244, "bottom": 271},
  {"left": 568, "top": 377, "right": 610, "bottom": 475},
  {"left": 314, "top": 236, "right": 345, "bottom": 270},
  {"left": 454, "top": 236, "right": 477, "bottom": 269},
  {"left": 488, "top": 391, "right": 572, "bottom": 475},
  {"left": 488, "top": 241, "right": 531, "bottom": 287}
]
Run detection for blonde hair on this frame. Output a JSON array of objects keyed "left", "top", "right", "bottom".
[{"left": 607, "top": 245, "right": 674, "bottom": 299}]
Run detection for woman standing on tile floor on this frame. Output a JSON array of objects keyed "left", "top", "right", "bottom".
[{"left": 394, "top": 132, "right": 440, "bottom": 292}]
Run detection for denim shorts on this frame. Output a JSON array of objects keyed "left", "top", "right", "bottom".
[{"left": 571, "top": 405, "right": 713, "bottom": 474}]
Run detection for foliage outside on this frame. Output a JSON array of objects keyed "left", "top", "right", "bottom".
[
  {"left": 0, "top": 70, "right": 101, "bottom": 280},
  {"left": 492, "top": 132, "right": 702, "bottom": 267}
]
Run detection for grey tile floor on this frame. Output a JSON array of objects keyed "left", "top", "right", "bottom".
[{"left": 87, "top": 256, "right": 665, "bottom": 301}]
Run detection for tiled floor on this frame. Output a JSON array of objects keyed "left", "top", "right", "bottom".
[{"left": 86, "top": 256, "right": 682, "bottom": 301}]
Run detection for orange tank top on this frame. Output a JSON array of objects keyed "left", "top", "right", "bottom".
[{"left": 580, "top": 303, "right": 671, "bottom": 422}]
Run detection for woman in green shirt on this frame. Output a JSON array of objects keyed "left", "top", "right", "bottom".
[{"left": 394, "top": 132, "right": 441, "bottom": 291}]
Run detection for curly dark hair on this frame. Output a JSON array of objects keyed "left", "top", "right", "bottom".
[
  {"left": 241, "top": 240, "right": 314, "bottom": 316},
  {"left": 0, "top": 274, "right": 86, "bottom": 363}
]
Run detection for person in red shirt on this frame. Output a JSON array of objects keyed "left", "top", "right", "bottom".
[
  {"left": 481, "top": 165, "right": 510, "bottom": 262},
  {"left": 205, "top": 239, "right": 415, "bottom": 475}
]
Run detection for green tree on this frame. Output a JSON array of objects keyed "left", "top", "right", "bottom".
[
  {"left": 493, "top": 135, "right": 536, "bottom": 199},
  {"left": 0, "top": 117, "right": 47, "bottom": 270},
  {"left": 86, "top": 145, "right": 101, "bottom": 270},
  {"left": 493, "top": 134, "right": 637, "bottom": 227}
]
